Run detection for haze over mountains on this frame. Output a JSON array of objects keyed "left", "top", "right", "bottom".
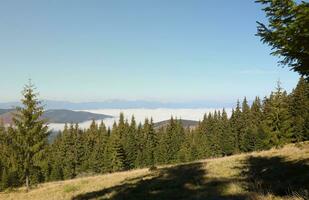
[
  {"left": 0, "top": 109, "right": 112, "bottom": 124},
  {"left": 0, "top": 99, "right": 235, "bottom": 110},
  {"left": 0, "top": 100, "right": 234, "bottom": 131}
]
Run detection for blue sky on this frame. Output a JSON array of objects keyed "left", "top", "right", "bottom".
[{"left": 0, "top": 0, "right": 300, "bottom": 103}]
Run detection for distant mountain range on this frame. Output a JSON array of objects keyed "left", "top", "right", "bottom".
[
  {"left": 0, "top": 100, "right": 235, "bottom": 110},
  {"left": 0, "top": 109, "right": 113, "bottom": 124},
  {"left": 0, "top": 109, "right": 13, "bottom": 115}
]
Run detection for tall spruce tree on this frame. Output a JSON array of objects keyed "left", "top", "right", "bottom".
[
  {"left": 220, "top": 109, "right": 234, "bottom": 155},
  {"left": 135, "top": 123, "right": 145, "bottom": 167},
  {"left": 82, "top": 120, "right": 99, "bottom": 171},
  {"left": 178, "top": 127, "right": 195, "bottom": 162},
  {"left": 121, "top": 116, "right": 137, "bottom": 169},
  {"left": 48, "top": 130, "right": 64, "bottom": 181},
  {"left": 90, "top": 121, "right": 108, "bottom": 173},
  {"left": 124, "top": 116, "right": 138, "bottom": 168},
  {"left": 60, "top": 124, "right": 79, "bottom": 179},
  {"left": 107, "top": 121, "right": 126, "bottom": 172},
  {"left": 256, "top": 0, "right": 309, "bottom": 78},
  {"left": 207, "top": 111, "right": 222, "bottom": 157},
  {"left": 230, "top": 101, "right": 242, "bottom": 153},
  {"left": 196, "top": 114, "right": 211, "bottom": 158},
  {"left": 240, "top": 97, "right": 253, "bottom": 152},
  {"left": 144, "top": 118, "right": 156, "bottom": 167},
  {"left": 245, "top": 97, "right": 265, "bottom": 151},
  {"left": 289, "top": 77, "right": 309, "bottom": 141},
  {"left": 10, "top": 81, "right": 49, "bottom": 191},
  {"left": 261, "top": 82, "right": 293, "bottom": 147}
]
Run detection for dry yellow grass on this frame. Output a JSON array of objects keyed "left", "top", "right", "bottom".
[
  {"left": 0, "top": 142, "right": 308, "bottom": 200},
  {"left": 0, "top": 169, "right": 150, "bottom": 200}
]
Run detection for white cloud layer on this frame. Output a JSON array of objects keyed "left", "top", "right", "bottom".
[{"left": 48, "top": 108, "right": 232, "bottom": 131}]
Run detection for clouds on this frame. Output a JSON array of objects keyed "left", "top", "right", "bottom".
[{"left": 48, "top": 108, "right": 232, "bottom": 131}]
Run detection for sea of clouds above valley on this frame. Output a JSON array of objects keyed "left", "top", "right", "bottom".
[{"left": 48, "top": 108, "right": 232, "bottom": 131}]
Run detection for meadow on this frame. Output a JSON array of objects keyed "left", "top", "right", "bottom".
[{"left": 1, "top": 142, "right": 308, "bottom": 200}]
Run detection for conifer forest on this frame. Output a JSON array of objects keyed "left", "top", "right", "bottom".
[
  {"left": 0, "top": 77, "right": 308, "bottom": 190},
  {"left": 0, "top": 0, "right": 309, "bottom": 199}
]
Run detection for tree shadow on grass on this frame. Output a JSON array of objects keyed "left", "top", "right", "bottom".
[
  {"left": 72, "top": 162, "right": 247, "bottom": 200},
  {"left": 239, "top": 156, "right": 309, "bottom": 197}
]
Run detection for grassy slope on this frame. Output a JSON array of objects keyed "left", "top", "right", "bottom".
[{"left": 1, "top": 142, "right": 308, "bottom": 200}]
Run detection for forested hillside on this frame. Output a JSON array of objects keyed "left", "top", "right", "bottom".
[
  {"left": 0, "top": 109, "right": 112, "bottom": 124},
  {"left": 1, "top": 142, "right": 308, "bottom": 200},
  {"left": 1, "top": 0, "right": 309, "bottom": 199},
  {"left": 0, "top": 77, "right": 308, "bottom": 191}
]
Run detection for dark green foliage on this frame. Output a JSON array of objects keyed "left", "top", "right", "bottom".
[
  {"left": 1, "top": 78, "right": 309, "bottom": 191},
  {"left": 61, "top": 124, "right": 84, "bottom": 179},
  {"left": 108, "top": 126, "right": 126, "bottom": 172},
  {"left": 261, "top": 82, "right": 293, "bottom": 147},
  {"left": 220, "top": 109, "right": 234, "bottom": 155},
  {"left": 0, "top": 168, "right": 19, "bottom": 190},
  {"left": 178, "top": 128, "right": 196, "bottom": 162},
  {"left": 256, "top": 0, "right": 309, "bottom": 78},
  {"left": 8, "top": 82, "right": 49, "bottom": 190},
  {"left": 288, "top": 77, "right": 309, "bottom": 141},
  {"left": 143, "top": 118, "right": 156, "bottom": 167},
  {"left": 81, "top": 120, "right": 100, "bottom": 172},
  {"left": 206, "top": 112, "right": 222, "bottom": 157},
  {"left": 135, "top": 123, "right": 145, "bottom": 167},
  {"left": 155, "top": 117, "right": 185, "bottom": 164},
  {"left": 239, "top": 97, "right": 251, "bottom": 152},
  {"left": 89, "top": 121, "right": 109, "bottom": 173},
  {"left": 124, "top": 116, "right": 138, "bottom": 169},
  {"left": 230, "top": 101, "right": 242, "bottom": 153}
]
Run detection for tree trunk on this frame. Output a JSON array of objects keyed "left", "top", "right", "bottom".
[{"left": 26, "top": 175, "right": 29, "bottom": 192}]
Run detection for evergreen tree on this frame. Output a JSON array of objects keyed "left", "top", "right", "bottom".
[
  {"left": 90, "top": 121, "right": 109, "bottom": 173},
  {"left": 246, "top": 97, "right": 268, "bottom": 151},
  {"left": 207, "top": 111, "right": 222, "bottom": 157},
  {"left": 135, "top": 123, "right": 145, "bottom": 167},
  {"left": 178, "top": 128, "right": 195, "bottom": 162},
  {"left": 240, "top": 97, "right": 253, "bottom": 152},
  {"left": 121, "top": 116, "right": 137, "bottom": 169},
  {"left": 9, "top": 81, "right": 49, "bottom": 191},
  {"left": 289, "top": 77, "right": 309, "bottom": 141},
  {"left": 157, "top": 117, "right": 185, "bottom": 163},
  {"left": 195, "top": 114, "right": 211, "bottom": 159},
  {"left": 0, "top": 168, "right": 9, "bottom": 190},
  {"left": 48, "top": 132, "right": 64, "bottom": 181},
  {"left": 1, "top": 78, "right": 308, "bottom": 190},
  {"left": 220, "top": 109, "right": 234, "bottom": 155},
  {"left": 51, "top": 123, "right": 83, "bottom": 179},
  {"left": 256, "top": 0, "right": 309, "bottom": 78},
  {"left": 0, "top": 123, "right": 11, "bottom": 190},
  {"left": 230, "top": 101, "right": 242, "bottom": 153},
  {"left": 125, "top": 116, "right": 138, "bottom": 168},
  {"left": 261, "top": 82, "right": 293, "bottom": 147},
  {"left": 61, "top": 124, "right": 78, "bottom": 179},
  {"left": 117, "top": 113, "right": 126, "bottom": 139},
  {"left": 250, "top": 97, "right": 263, "bottom": 126},
  {"left": 107, "top": 122, "right": 126, "bottom": 172},
  {"left": 82, "top": 120, "right": 99, "bottom": 171},
  {"left": 144, "top": 118, "right": 156, "bottom": 167}
]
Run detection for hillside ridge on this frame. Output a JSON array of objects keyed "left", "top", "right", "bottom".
[
  {"left": 0, "top": 109, "right": 113, "bottom": 124},
  {"left": 1, "top": 142, "right": 308, "bottom": 200}
]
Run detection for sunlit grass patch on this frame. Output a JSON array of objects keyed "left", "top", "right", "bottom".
[{"left": 0, "top": 142, "right": 308, "bottom": 200}]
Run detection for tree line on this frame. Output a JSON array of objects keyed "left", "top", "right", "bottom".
[{"left": 0, "top": 77, "right": 308, "bottom": 191}]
